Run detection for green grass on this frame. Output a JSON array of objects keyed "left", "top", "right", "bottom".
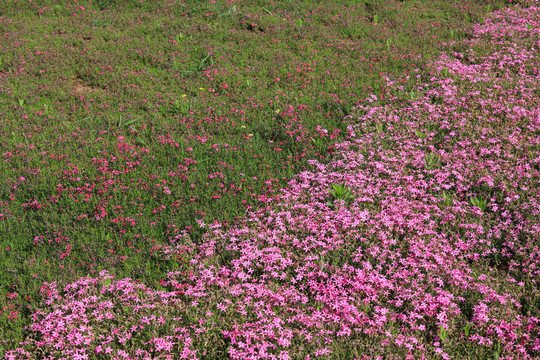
[{"left": 0, "top": 0, "right": 528, "bottom": 355}]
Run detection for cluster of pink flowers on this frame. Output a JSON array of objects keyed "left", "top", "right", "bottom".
[
  {"left": 6, "top": 3, "right": 540, "bottom": 359},
  {"left": 5, "top": 270, "right": 203, "bottom": 360}
]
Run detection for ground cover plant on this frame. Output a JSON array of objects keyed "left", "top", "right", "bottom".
[{"left": 0, "top": 0, "right": 539, "bottom": 358}]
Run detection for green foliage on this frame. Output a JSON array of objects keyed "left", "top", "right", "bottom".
[
  {"left": 182, "top": 54, "right": 214, "bottom": 76},
  {"left": 376, "top": 122, "right": 387, "bottom": 135},
  {"left": 470, "top": 196, "right": 488, "bottom": 212},
  {"left": 327, "top": 183, "right": 354, "bottom": 209},
  {"left": 437, "top": 326, "right": 449, "bottom": 342},
  {"left": 414, "top": 128, "right": 425, "bottom": 139},
  {"left": 493, "top": 342, "right": 502, "bottom": 360},
  {"left": 424, "top": 152, "right": 439, "bottom": 170},
  {"left": 116, "top": 115, "right": 142, "bottom": 132},
  {"left": 463, "top": 322, "right": 473, "bottom": 338},
  {"left": 441, "top": 191, "right": 454, "bottom": 207}
]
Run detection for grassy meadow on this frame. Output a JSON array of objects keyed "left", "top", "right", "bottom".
[{"left": 0, "top": 0, "right": 539, "bottom": 358}]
